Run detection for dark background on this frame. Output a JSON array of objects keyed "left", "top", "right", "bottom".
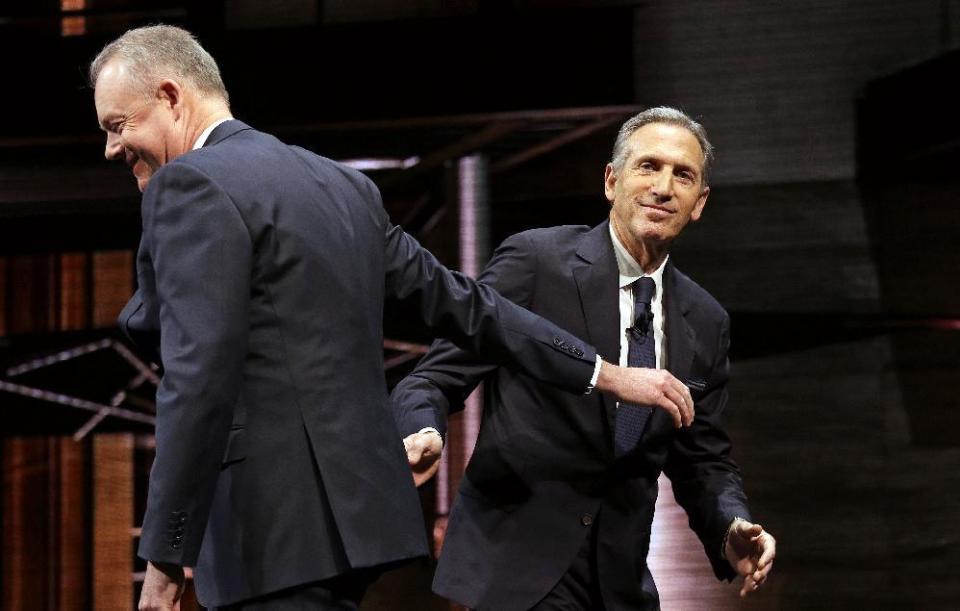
[{"left": 1, "top": 1, "right": 958, "bottom": 609}]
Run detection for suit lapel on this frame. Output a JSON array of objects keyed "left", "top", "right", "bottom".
[
  {"left": 646, "top": 261, "right": 697, "bottom": 436},
  {"left": 571, "top": 221, "right": 620, "bottom": 430}
]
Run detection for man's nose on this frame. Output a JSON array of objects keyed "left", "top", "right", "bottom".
[
  {"left": 104, "top": 132, "right": 123, "bottom": 161},
  {"left": 650, "top": 169, "right": 674, "bottom": 202}
]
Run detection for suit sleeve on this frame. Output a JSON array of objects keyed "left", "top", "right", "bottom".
[
  {"left": 137, "top": 161, "right": 252, "bottom": 567},
  {"left": 388, "top": 231, "right": 539, "bottom": 439},
  {"left": 663, "top": 312, "right": 752, "bottom": 581}
]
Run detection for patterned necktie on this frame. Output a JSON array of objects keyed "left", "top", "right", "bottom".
[{"left": 614, "top": 276, "right": 657, "bottom": 457}]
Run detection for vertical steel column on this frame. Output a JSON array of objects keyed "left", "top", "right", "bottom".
[{"left": 436, "top": 155, "right": 490, "bottom": 519}]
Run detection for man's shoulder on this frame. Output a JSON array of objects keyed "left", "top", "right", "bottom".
[
  {"left": 503, "top": 224, "right": 595, "bottom": 251},
  {"left": 166, "top": 126, "right": 377, "bottom": 194},
  {"left": 669, "top": 263, "right": 728, "bottom": 321}
]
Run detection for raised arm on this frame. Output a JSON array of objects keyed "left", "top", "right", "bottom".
[{"left": 389, "top": 231, "right": 540, "bottom": 485}]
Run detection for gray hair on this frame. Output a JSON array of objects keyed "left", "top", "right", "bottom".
[
  {"left": 611, "top": 106, "right": 713, "bottom": 186},
  {"left": 89, "top": 24, "right": 229, "bottom": 104}
]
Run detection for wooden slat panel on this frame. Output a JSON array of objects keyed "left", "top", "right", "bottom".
[
  {"left": 58, "top": 252, "right": 91, "bottom": 331},
  {"left": 93, "top": 433, "right": 134, "bottom": 610},
  {"left": 7, "top": 254, "right": 55, "bottom": 334},
  {"left": 92, "top": 250, "right": 133, "bottom": 328},
  {"left": 57, "top": 437, "right": 89, "bottom": 610},
  {"left": 1, "top": 438, "right": 52, "bottom": 610}
]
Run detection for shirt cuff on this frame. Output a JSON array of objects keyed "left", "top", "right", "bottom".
[{"left": 584, "top": 355, "right": 603, "bottom": 395}]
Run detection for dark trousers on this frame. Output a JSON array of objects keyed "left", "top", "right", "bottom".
[
  {"left": 528, "top": 512, "right": 606, "bottom": 611},
  {"left": 213, "top": 569, "right": 376, "bottom": 611}
]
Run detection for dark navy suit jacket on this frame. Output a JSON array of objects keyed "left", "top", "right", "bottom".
[
  {"left": 390, "top": 222, "right": 752, "bottom": 611},
  {"left": 119, "top": 121, "right": 597, "bottom": 607}
]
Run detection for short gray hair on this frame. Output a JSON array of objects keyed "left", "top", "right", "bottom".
[
  {"left": 89, "top": 24, "right": 229, "bottom": 104},
  {"left": 611, "top": 107, "right": 713, "bottom": 186}
]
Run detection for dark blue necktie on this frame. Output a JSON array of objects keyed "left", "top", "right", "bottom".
[{"left": 614, "top": 276, "right": 656, "bottom": 457}]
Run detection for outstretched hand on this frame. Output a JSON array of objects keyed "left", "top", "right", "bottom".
[
  {"left": 403, "top": 430, "right": 443, "bottom": 487},
  {"left": 724, "top": 519, "right": 776, "bottom": 597},
  {"left": 595, "top": 361, "right": 695, "bottom": 428}
]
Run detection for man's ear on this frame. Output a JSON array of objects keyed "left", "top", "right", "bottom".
[
  {"left": 690, "top": 186, "right": 710, "bottom": 222},
  {"left": 603, "top": 163, "right": 617, "bottom": 204},
  {"left": 156, "top": 79, "right": 184, "bottom": 118}
]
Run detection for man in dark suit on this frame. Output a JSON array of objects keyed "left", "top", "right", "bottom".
[
  {"left": 91, "top": 26, "right": 682, "bottom": 611},
  {"left": 393, "top": 107, "right": 777, "bottom": 610}
]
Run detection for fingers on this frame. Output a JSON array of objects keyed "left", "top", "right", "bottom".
[
  {"left": 740, "top": 563, "right": 772, "bottom": 597},
  {"left": 736, "top": 520, "right": 763, "bottom": 539},
  {"left": 661, "top": 381, "right": 694, "bottom": 427},
  {"left": 656, "top": 387, "right": 683, "bottom": 428},
  {"left": 738, "top": 527, "right": 776, "bottom": 598},
  {"left": 756, "top": 530, "right": 777, "bottom": 569},
  {"left": 402, "top": 432, "right": 443, "bottom": 487},
  {"left": 403, "top": 432, "right": 441, "bottom": 466},
  {"left": 610, "top": 366, "right": 696, "bottom": 428},
  {"left": 739, "top": 563, "right": 769, "bottom": 597},
  {"left": 737, "top": 522, "right": 775, "bottom": 566},
  {"left": 672, "top": 376, "right": 694, "bottom": 425},
  {"left": 656, "top": 373, "right": 694, "bottom": 428}
]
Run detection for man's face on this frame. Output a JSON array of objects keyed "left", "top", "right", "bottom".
[
  {"left": 604, "top": 122, "right": 710, "bottom": 254},
  {"left": 94, "top": 61, "right": 180, "bottom": 192}
]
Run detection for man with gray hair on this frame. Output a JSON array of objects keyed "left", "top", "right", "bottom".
[
  {"left": 91, "top": 25, "right": 687, "bottom": 610},
  {"left": 394, "top": 107, "right": 776, "bottom": 610}
]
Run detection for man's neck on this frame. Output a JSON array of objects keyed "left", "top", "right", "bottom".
[
  {"left": 609, "top": 216, "right": 670, "bottom": 275},
  {"left": 181, "top": 102, "right": 232, "bottom": 153}
]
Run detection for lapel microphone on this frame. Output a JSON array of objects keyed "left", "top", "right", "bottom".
[{"left": 629, "top": 306, "right": 654, "bottom": 341}]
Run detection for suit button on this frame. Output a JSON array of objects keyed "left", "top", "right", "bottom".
[
  {"left": 554, "top": 337, "right": 562, "bottom": 346},
  {"left": 580, "top": 513, "right": 593, "bottom": 526}
]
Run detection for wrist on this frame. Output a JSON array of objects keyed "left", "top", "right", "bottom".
[
  {"left": 722, "top": 516, "right": 748, "bottom": 562},
  {"left": 595, "top": 360, "right": 620, "bottom": 395}
]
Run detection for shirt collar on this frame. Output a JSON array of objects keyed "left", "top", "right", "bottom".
[
  {"left": 608, "top": 223, "right": 668, "bottom": 290},
  {"left": 192, "top": 118, "right": 232, "bottom": 150}
]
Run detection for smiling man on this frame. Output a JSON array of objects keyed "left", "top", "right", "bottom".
[
  {"left": 394, "top": 107, "right": 777, "bottom": 610},
  {"left": 90, "top": 26, "right": 688, "bottom": 611}
]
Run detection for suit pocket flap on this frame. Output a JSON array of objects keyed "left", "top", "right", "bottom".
[{"left": 221, "top": 427, "right": 246, "bottom": 466}]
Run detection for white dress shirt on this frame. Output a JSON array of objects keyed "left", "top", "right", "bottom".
[
  {"left": 193, "top": 118, "right": 232, "bottom": 150},
  {"left": 608, "top": 224, "right": 668, "bottom": 374}
]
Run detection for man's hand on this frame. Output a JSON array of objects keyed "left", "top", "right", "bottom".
[
  {"left": 403, "top": 429, "right": 443, "bottom": 487},
  {"left": 724, "top": 519, "right": 776, "bottom": 597},
  {"left": 139, "top": 560, "right": 185, "bottom": 611},
  {"left": 595, "top": 361, "right": 694, "bottom": 428}
]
